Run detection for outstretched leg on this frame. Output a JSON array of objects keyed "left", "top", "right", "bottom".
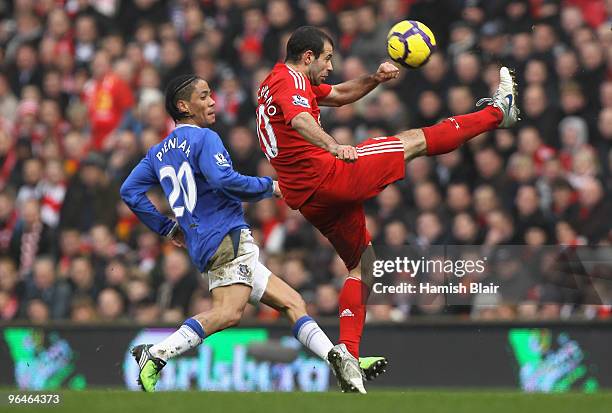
[{"left": 397, "top": 67, "right": 519, "bottom": 161}]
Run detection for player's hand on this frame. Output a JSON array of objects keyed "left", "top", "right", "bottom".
[
  {"left": 171, "top": 229, "right": 186, "bottom": 248},
  {"left": 272, "top": 180, "right": 283, "bottom": 198},
  {"left": 373, "top": 62, "right": 400, "bottom": 83},
  {"left": 330, "top": 143, "right": 358, "bottom": 162}
]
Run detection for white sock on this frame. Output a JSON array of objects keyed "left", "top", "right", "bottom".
[
  {"left": 292, "top": 316, "right": 334, "bottom": 361},
  {"left": 150, "top": 319, "right": 205, "bottom": 361}
]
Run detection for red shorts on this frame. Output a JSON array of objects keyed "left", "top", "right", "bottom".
[{"left": 299, "top": 136, "right": 405, "bottom": 270}]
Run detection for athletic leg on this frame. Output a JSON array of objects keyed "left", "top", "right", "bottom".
[
  {"left": 149, "top": 284, "right": 251, "bottom": 360},
  {"left": 260, "top": 273, "right": 334, "bottom": 358},
  {"left": 133, "top": 284, "right": 251, "bottom": 391},
  {"left": 299, "top": 189, "right": 380, "bottom": 363},
  {"left": 258, "top": 275, "right": 366, "bottom": 393},
  {"left": 394, "top": 106, "right": 502, "bottom": 161},
  {"left": 132, "top": 228, "right": 258, "bottom": 392},
  {"left": 396, "top": 66, "right": 519, "bottom": 161}
]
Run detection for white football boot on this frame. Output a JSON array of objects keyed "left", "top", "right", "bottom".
[
  {"left": 476, "top": 66, "right": 520, "bottom": 128},
  {"left": 327, "top": 343, "right": 367, "bottom": 394}
]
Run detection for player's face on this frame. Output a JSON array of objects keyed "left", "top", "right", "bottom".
[
  {"left": 308, "top": 41, "right": 333, "bottom": 86},
  {"left": 186, "top": 79, "right": 216, "bottom": 127}
]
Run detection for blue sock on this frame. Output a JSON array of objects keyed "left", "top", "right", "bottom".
[
  {"left": 292, "top": 315, "right": 313, "bottom": 338},
  {"left": 291, "top": 315, "right": 334, "bottom": 360},
  {"left": 150, "top": 318, "right": 207, "bottom": 360},
  {"left": 184, "top": 318, "right": 206, "bottom": 340}
]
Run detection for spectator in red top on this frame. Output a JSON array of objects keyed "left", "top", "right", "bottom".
[
  {"left": 565, "top": 0, "right": 607, "bottom": 29},
  {"left": 517, "top": 126, "right": 556, "bottom": 175},
  {"left": 83, "top": 50, "right": 135, "bottom": 152},
  {"left": 45, "top": 8, "right": 73, "bottom": 58}
]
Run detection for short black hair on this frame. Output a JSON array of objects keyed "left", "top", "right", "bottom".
[
  {"left": 164, "top": 74, "right": 203, "bottom": 122},
  {"left": 285, "top": 26, "right": 334, "bottom": 63}
]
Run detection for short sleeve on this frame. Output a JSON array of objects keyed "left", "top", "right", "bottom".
[
  {"left": 274, "top": 76, "right": 314, "bottom": 125},
  {"left": 312, "top": 83, "right": 332, "bottom": 100}
]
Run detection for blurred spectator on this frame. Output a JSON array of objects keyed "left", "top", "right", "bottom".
[
  {"left": 6, "top": 42, "right": 43, "bottom": 96},
  {"left": 60, "top": 152, "right": 119, "bottom": 231},
  {"left": 315, "top": 283, "right": 339, "bottom": 317},
  {"left": 22, "top": 256, "right": 70, "bottom": 319},
  {"left": 38, "top": 159, "right": 66, "bottom": 228},
  {"left": 0, "top": 73, "right": 18, "bottom": 127},
  {"left": 478, "top": 20, "right": 508, "bottom": 65},
  {"left": 572, "top": 177, "right": 610, "bottom": 244},
  {"left": 0, "top": 258, "right": 23, "bottom": 320},
  {"left": 70, "top": 295, "right": 97, "bottom": 323},
  {"left": 10, "top": 199, "right": 55, "bottom": 275},
  {"left": 522, "top": 84, "right": 561, "bottom": 145},
  {"left": 550, "top": 178, "right": 579, "bottom": 222},
  {"left": 157, "top": 249, "right": 198, "bottom": 317},
  {"left": 97, "top": 287, "right": 126, "bottom": 321},
  {"left": 68, "top": 255, "right": 98, "bottom": 300},
  {"left": 415, "top": 212, "right": 446, "bottom": 247},
  {"left": 0, "top": 1, "right": 608, "bottom": 322},
  {"left": 262, "top": 0, "right": 295, "bottom": 64},
  {"left": 0, "top": 189, "right": 18, "bottom": 255},
  {"left": 74, "top": 14, "right": 98, "bottom": 66},
  {"left": 90, "top": 224, "right": 121, "bottom": 281},
  {"left": 446, "top": 182, "right": 472, "bottom": 215},
  {"left": 513, "top": 185, "right": 551, "bottom": 243},
  {"left": 15, "top": 158, "right": 43, "bottom": 207},
  {"left": 351, "top": 5, "right": 389, "bottom": 72},
  {"left": 25, "top": 299, "right": 50, "bottom": 324}
]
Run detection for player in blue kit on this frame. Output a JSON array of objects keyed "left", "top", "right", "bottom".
[{"left": 120, "top": 75, "right": 364, "bottom": 393}]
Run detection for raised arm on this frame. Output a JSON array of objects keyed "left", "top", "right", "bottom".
[{"left": 318, "top": 62, "right": 400, "bottom": 107}]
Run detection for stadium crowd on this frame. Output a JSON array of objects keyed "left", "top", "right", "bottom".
[{"left": 0, "top": 0, "right": 611, "bottom": 324}]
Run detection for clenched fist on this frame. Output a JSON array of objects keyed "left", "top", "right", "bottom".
[{"left": 373, "top": 61, "right": 400, "bottom": 83}]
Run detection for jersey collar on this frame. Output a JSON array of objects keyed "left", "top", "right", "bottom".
[{"left": 175, "top": 124, "right": 201, "bottom": 130}]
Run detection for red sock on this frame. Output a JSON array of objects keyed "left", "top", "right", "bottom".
[
  {"left": 338, "top": 277, "right": 369, "bottom": 358},
  {"left": 423, "top": 106, "right": 502, "bottom": 155}
]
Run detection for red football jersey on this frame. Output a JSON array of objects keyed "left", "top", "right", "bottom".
[{"left": 257, "top": 63, "right": 333, "bottom": 209}]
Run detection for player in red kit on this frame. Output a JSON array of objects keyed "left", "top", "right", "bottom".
[{"left": 257, "top": 26, "right": 519, "bottom": 393}]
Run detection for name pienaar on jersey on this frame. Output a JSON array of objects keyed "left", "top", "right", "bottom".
[{"left": 156, "top": 136, "right": 192, "bottom": 162}]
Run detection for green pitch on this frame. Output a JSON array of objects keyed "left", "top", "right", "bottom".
[{"left": 4, "top": 390, "right": 612, "bottom": 413}]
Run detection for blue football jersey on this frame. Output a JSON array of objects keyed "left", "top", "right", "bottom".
[{"left": 120, "top": 124, "right": 273, "bottom": 272}]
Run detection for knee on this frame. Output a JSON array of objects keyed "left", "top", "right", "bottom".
[{"left": 396, "top": 129, "right": 426, "bottom": 161}]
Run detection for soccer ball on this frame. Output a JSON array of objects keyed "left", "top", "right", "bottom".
[{"left": 387, "top": 20, "right": 437, "bottom": 69}]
